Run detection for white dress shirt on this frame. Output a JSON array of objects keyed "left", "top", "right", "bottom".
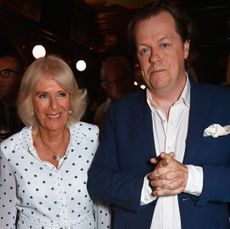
[
  {"left": 0, "top": 122, "right": 111, "bottom": 229},
  {"left": 141, "top": 77, "right": 203, "bottom": 229}
]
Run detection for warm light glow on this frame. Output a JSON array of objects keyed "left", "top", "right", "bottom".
[
  {"left": 32, "top": 45, "right": 46, "bottom": 59},
  {"left": 76, "top": 60, "right": 87, "bottom": 72}
]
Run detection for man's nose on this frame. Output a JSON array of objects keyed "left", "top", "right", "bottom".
[{"left": 149, "top": 49, "right": 160, "bottom": 63}]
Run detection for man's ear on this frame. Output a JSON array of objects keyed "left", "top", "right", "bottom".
[
  {"left": 100, "top": 81, "right": 106, "bottom": 89},
  {"left": 184, "top": 39, "right": 190, "bottom": 59},
  {"left": 141, "top": 69, "right": 144, "bottom": 76}
]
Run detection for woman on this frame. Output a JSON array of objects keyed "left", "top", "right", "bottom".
[{"left": 0, "top": 55, "right": 110, "bottom": 228}]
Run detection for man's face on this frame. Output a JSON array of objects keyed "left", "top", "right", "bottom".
[
  {"left": 0, "top": 56, "right": 21, "bottom": 101},
  {"left": 135, "top": 11, "right": 190, "bottom": 96}
]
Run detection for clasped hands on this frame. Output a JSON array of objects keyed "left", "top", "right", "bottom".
[{"left": 148, "top": 152, "right": 188, "bottom": 197}]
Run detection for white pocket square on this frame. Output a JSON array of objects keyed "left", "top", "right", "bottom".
[{"left": 203, "top": 124, "right": 230, "bottom": 138}]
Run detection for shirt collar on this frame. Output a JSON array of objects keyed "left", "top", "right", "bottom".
[{"left": 146, "top": 73, "right": 190, "bottom": 109}]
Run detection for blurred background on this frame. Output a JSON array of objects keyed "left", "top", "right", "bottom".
[{"left": 0, "top": 0, "right": 229, "bottom": 115}]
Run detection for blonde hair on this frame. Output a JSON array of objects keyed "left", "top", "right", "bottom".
[{"left": 17, "top": 55, "right": 87, "bottom": 127}]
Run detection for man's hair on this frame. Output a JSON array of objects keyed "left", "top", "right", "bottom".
[
  {"left": 0, "top": 33, "right": 22, "bottom": 60},
  {"left": 128, "top": 0, "right": 192, "bottom": 55},
  {"left": 100, "top": 56, "right": 133, "bottom": 81},
  {"left": 0, "top": 33, "right": 24, "bottom": 76}
]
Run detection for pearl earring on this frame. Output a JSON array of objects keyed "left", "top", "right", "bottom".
[{"left": 69, "top": 110, "right": 72, "bottom": 114}]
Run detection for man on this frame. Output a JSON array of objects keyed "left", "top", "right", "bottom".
[
  {"left": 0, "top": 34, "right": 24, "bottom": 142},
  {"left": 94, "top": 56, "right": 138, "bottom": 135},
  {"left": 88, "top": 1, "right": 230, "bottom": 228}
]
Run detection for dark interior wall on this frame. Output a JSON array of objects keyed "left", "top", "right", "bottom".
[
  {"left": 183, "top": 1, "right": 230, "bottom": 84},
  {"left": 0, "top": 0, "right": 102, "bottom": 90},
  {"left": 0, "top": 0, "right": 229, "bottom": 88},
  {"left": 0, "top": 0, "right": 229, "bottom": 124},
  {"left": 99, "top": 1, "right": 230, "bottom": 85}
]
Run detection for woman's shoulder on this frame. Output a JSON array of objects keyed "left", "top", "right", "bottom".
[
  {"left": 70, "top": 121, "right": 99, "bottom": 139},
  {"left": 69, "top": 122, "right": 99, "bottom": 158},
  {"left": 0, "top": 127, "right": 31, "bottom": 155}
]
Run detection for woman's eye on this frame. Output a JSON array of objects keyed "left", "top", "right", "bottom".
[
  {"left": 38, "top": 93, "right": 48, "bottom": 99},
  {"left": 58, "top": 92, "right": 67, "bottom": 97}
]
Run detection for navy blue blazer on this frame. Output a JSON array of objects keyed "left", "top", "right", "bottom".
[{"left": 88, "top": 79, "right": 230, "bottom": 229}]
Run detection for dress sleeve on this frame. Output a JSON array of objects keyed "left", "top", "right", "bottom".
[
  {"left": 93, "top": 200, "right": 111, "bottom": 229},
  {"left": 0, "top": 150, "right": 17, "bottom": 228}
]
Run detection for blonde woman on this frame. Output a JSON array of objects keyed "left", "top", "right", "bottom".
[{"left": 0, "top": 55, "right": 110, "bottom": 228}]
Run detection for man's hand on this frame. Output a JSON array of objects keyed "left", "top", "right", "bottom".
[{"left": 148, "top": 152, "right": 188, "bottom": 196}]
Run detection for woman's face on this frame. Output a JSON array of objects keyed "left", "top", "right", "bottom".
[{"left": 32, "top": 76, "right": 71, "bottom": 132}]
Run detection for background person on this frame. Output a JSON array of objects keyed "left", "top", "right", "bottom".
[
  {"left": 88, "top": 1, "right": 230, "bottom": 228},
  {"left": 94, "top": 55, "right": 138, "bottom": 135},
  {"left": 0, "top": 55, "right": 110, "bottom": 228},
  {"left": 0, "top": 33, "right": 24, "bottom": 142}
]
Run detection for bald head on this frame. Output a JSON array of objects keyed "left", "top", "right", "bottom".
[{"left": 100, "top": 56, "right": 135, "bottom": 100}]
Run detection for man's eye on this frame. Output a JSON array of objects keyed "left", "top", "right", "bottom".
[
  {"left": 0, "top": 69, "right": 18, "bottom": 77},
  {"left": 139, "top": 48, "right": 150, "bottom": 56},
  {"left": 161, "top": 43, "right": 169, "bottom": 48},
  {"left": 1, "top": 70, "right": 10, "bottom": 77}
]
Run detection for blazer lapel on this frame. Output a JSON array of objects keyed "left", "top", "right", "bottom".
[
  {"left": 132, "top": 91, "right": 156, "bottom": 160},
  {"left": 183, "top": 79, "right": 213, "bottom": 163},
  {"left": 130, "top": 81, "right": 212, "bottom": 164}
]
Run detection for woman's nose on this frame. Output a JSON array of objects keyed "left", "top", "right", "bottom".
[{"left": 49, "top": 96, "right": 58, "bottom": 109}]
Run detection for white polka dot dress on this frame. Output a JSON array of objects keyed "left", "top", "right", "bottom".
[{"left": 0, "top": 122, "right": 111, "bottom": 229}]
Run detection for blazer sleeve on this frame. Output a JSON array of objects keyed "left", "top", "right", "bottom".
[
  {"left": 88, "top": 104, "right": 146, "bottom": 212},
  {"left": 186, "top": 81, "right": 230, "bottom": 206},
  {"left": 197, "top": 164, "right": 230, "bottom": 205}
]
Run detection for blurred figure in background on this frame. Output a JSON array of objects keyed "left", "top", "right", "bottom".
[
  {"left": 94, "top": 56, "right": 138, "bottom": 135},
  {"left": 0, "top": 33, "right": 24, "bottom": 142}
]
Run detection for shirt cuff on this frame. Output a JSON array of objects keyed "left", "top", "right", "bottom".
[
  {"left": 140, "top": 174, "right": 157, "bottom": 205},
  {"left": 184, "top": 165, "right": 203, "bottom": 196}
]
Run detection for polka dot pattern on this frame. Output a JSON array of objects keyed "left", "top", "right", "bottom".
[{"left": 0, "top": 122, "right": 111, "bottom": 228}]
